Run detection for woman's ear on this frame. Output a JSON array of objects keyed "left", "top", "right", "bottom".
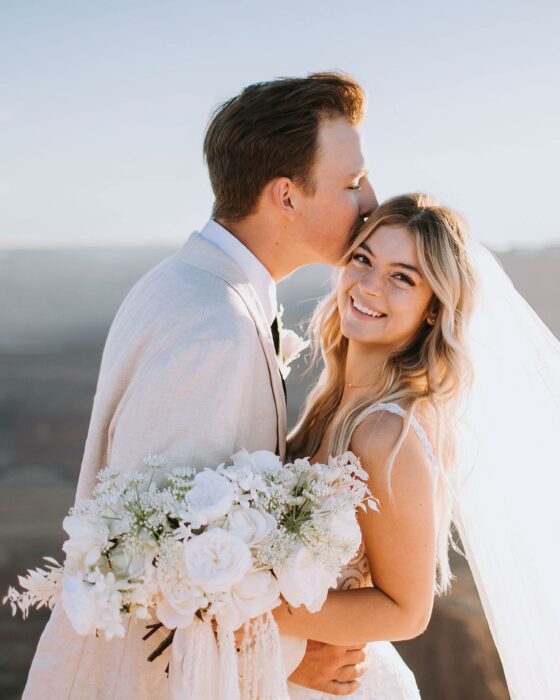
[{"left": 426, "top": 298, "right": 440, "bottom": 325}]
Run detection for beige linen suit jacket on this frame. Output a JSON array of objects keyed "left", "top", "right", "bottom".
[{"left": 23, "top": 232, "right": 305, "bottom": 699}]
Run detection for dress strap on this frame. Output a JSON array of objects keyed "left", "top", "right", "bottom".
[{"left": 358, "top": 402, "right": 436, "bottom": 465}]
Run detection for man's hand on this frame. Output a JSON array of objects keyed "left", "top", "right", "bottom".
[{"left": 288, "top": 640, "right": 368, "bottom": 696}]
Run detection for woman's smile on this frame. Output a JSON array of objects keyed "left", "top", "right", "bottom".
[
  {"left": 338, "top": 225, "right": 435, "bottom": 348},
  {"left": 349, "top": 295, "right": 387, "bottom": 321}
]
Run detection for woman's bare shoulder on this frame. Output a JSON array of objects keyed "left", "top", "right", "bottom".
[{"left": 350, "top": 403, "right": 435, "bottom": 485}]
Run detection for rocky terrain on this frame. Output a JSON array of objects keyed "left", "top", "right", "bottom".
[{"left": 2, "top": 244, "right": 558, "bottom": 699}]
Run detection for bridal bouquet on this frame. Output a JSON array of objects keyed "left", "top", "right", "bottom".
[{"left": 4, "top": 449, "right": 378, "bottom": 699}]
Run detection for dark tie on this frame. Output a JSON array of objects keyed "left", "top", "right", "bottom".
[{"left": 270, "top": 316, "right": 287, "bottom": 404}]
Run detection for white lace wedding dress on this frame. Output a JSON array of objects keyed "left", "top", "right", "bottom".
[{"left": 288, "top": 402, "right": 436, "bottom": 699}]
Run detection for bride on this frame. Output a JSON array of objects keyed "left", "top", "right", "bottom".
[
  {"left": 275, "top": 191, "right": 476, "bottom": 698},
  {"left": 273, "top": 192, "right": 559, "bottom": 699}
]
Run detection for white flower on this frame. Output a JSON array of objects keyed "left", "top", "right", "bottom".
[
  {"left": 326, "top": 508, "right": 362, "bottom": 554},
  {"left": 279, "top": 328, "right": 309, "bottom": 378},
  {"left": 128, "top": 576, "right": 158, "bottom": 620},
  {"left": 143, "top": 453, "right": 168, "bottom": 470},
  {"left": 61, "top": 571, "right": 125, "bottom": 639},
  {"left": 224, "top": 507, "right": 276, "bottom": 547},
  {"left": 155, "top": 541, "right": 205, "bottom": 629},
  {"left": 184, "top": 470, "right": 235, "bottom": 525},
  {"left": 231, "top": 448, "right": 282, "bottom": 476},
  {"left": 61, "top": 575, "right": 98, "bottom": 636},
  {"left": 88, "top": 570, "right": 126, "bottom": 640},
  {"left": 156, "top": 585, "right": 201, "bottom": 629},
  {"left": 232, "top": 570, "right": 280, "bottom": 620},
  {"left": 214, "top": 569, "right": 281, "bottom": 631},
  {"left": 274, "top": 546, "right": 338, "bottom": 612},
  {"left": 62, "top": 515, "right": 109, "bottom": 570},
  {"left": 183, "top": 529, "right": 252, "bottom": 594},
  {"left": 108, "top": 547, "right": 151, "bottom": 580}
]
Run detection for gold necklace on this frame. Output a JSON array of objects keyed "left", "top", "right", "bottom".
[{"left": 346, "top": 381, "right": 373, "bottom": 389}]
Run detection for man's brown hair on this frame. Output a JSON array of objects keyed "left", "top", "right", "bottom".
[{"left": 203, "top": 72, "right": 365, "bottom": 222}]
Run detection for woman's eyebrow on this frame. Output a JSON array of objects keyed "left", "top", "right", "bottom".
[
  {"left": 390, "top": 261, "right": 422, "bottom": 275},
  {"left": 358, "top": 242, "right": 422, "bottom": 276}
]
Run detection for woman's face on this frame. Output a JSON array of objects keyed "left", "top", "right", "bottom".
[{"left": 337, "top": 225, "right": 435, "bottom": 350}]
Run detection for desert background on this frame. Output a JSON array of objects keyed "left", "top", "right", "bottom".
[{"left": 1, "top": 244, "right": 559, "bottom": 699}]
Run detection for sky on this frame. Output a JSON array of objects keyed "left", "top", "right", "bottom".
[{"left": 1, "top": 0, "right": 559, "bottom": 251}]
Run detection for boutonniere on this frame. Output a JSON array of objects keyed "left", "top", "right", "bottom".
[{"left": 276, "top": 305, "right": 310, "bottom": 379}]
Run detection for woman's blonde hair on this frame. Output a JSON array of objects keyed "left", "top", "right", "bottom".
[{"left": 288, "top": 193, "right": 477, "bottom": 593}]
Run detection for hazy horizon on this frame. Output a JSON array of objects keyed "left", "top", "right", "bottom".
[{"left": 2, "top": 237, "right": 560, "bottom": 254}]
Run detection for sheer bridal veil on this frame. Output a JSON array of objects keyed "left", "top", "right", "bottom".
[{"left": 453, "top": 242, "right": 560, "bottom": 699}]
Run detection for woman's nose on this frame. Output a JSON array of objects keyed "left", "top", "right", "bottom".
[{"left": 359, "top": 269, "right": 383, "bottom": 296}]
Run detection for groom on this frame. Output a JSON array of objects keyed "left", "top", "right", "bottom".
[{"left": 24, "top": 72, "right": 377, "bottom": 698}]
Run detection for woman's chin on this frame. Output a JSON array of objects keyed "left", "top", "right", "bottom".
[{"left": 341, "top": 323, "right": 384, "bottom": 345}]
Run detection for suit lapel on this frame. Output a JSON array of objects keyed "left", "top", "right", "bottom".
[{"left": 175, "top": 232, "right": 287, "bottom": 460}]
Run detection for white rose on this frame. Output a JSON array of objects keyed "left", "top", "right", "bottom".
[
  {"left": 156, "top": 583, "right": 201, "bottom": 630},
  {"left": 62, "top": 515, "right": 108, "bottom": 570},
  {"left": 232, "top": 570, "right": 281, "bottom": 620},
  {"left": 185, "top": 470, "right": 235, "bottom": 525},
  {"left": 183, "top": 529, "right": 252, "bottom": 593},
  {"left": 108, "top": 546, "right": 151, "bottom": 580},
  {"left": 224, "top": 507, "right": 276, "bottom": 547},
  {"left": 155, "top": 541, "right": 207, "bottom": 629},
  {"left": 328, "top": 508, "right": 362, "bottom": 554},
  {"left": 274, "top": 546, "right": 337, "bottom": 612},
  {"left": 231, "top": 448, "right": 282, "bottom": 475},
  {"left": 214, "top": 570, "right": 281, "bottom": 631},
  {"left": 61, "top": 574, "right": 97, "bottom": 635}
]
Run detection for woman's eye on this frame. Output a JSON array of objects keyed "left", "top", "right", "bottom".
[
  {"left": 351, "top": 253, "right": 370, "bottom": 265},
  {"left": 348, "top": 183, "right": 362, "bottom": 191},
  {"left": 394, "top": 273, "right": 415, "bottom": 286}
]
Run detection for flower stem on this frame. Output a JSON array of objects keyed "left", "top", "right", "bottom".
[{"left": 147, "top": 629, "right": 175, "bottom": 662}]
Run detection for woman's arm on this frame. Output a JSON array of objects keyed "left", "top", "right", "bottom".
[{"left": 274, "top": 410, "right": 438, "bottom": 646}]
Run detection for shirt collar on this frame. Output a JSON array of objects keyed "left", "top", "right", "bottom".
[{"left": 199, "top": 219, "right": 277, "bottom": 326}]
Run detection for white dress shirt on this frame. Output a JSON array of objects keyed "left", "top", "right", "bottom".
[{"left": 199, "top": 219, "right": 277, "bottom": 326}]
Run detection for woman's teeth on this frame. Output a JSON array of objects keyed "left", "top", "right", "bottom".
[{"left": 352, "top": 298, "right": 385, "bottom": 318}]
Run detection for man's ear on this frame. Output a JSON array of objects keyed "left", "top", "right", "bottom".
[{"left": 269, "top": 177, "right": 297, "bottom": 218}]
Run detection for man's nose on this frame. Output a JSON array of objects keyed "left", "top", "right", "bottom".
[{"left": 359, "top": 178, "right": 378, "bottom": 219}]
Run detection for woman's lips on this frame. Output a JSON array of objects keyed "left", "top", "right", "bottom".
[{"left": 349, "top": 296, "right": 387, "bottom": 321}]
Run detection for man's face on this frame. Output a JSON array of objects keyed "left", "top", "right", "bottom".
[{"left": 296, "top": 118, "right": 378, "bottom": 265}]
